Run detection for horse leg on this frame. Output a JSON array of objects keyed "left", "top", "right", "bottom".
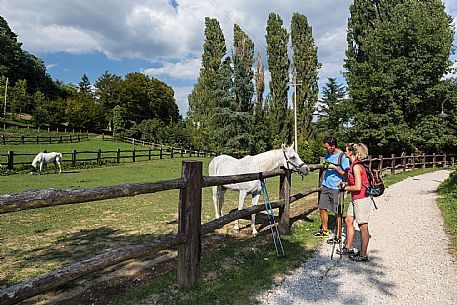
[
  {"left": 39, "top": 162, "right": 43, "bottom": 175},
  {"left": 58, "top": 161, "right": 61, "bottom": 174},
  {"left": 212, "top": 186, "right": 225, "bottom": 218},
  {"left": 54, "top": 161, "right": 57, "bottom": 173},
  {"left": 235, "top": 191, "right": 247, "bottom": 232},
  {"left": 251, "top": 192, "right": 261, "bottom": 235}
]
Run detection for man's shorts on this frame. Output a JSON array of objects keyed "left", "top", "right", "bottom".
[
  {"left": 318, "top": 186, "right": 339, "bottom": 212},
  {"left": 346, "top": 197, "right": 374, "bottom": 224}
]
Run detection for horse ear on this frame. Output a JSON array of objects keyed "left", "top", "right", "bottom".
[{"left": 281, "top": 143, "right": 286, "bottom": 150}]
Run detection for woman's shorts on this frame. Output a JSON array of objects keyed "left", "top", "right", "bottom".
[{"left": 346, "top": 197, "right": 374, "bottom": 224}]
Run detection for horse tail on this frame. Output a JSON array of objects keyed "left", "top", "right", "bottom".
[{"left": 56, "top": 152, "right": 63, "bottom": 162}]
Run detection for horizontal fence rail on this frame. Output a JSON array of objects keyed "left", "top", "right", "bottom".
[{"left": 1, "top": 134, "right": 89, "bottom": 145}]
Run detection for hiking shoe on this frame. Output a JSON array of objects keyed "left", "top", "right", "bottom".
[
  {"left": 313, "top": 229, "right": 329, "bottom": 237},
  {"left": 326, "top": 237, "right": 341, "bottom": 244},
  {"left": 349, "top": 253, "right": 368, "bottom": 262},
  {"left": 336, "top": 247, "right": 356, "bottom": 255}
]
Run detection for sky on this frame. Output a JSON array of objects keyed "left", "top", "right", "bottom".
[{"left": 1, "top": 0, "right": 456, "bottom": 117}]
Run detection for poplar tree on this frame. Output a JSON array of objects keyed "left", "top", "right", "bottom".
[
  {"left": 254, "top": 51, "right": 265, "bottom": 120},
  {"left": 291, "top": 13, "right": 320, "bottom": 142},
  {"left": 266, "top": 13, "right": 291, "bottom": 146},
  {"left": 188, "top": 17, "right": 226, "bottom": 148},
  {"left": 233, "top": 24, "right": 255, "bottom": 112}
]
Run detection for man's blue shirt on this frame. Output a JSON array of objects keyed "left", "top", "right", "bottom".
[{"left": 322, "top": 151, "right": 350, "bottom": 190}]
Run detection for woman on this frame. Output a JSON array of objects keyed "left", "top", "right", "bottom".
[{"left": 339, "top": 143, "right": 372, "bottom": 262}]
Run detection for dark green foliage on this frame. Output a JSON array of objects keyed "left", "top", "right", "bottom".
[
  {"left": 233, "top": 24, "right": 254, "bottom": 112},
  {"left": 188, "top": 17, "right": 227, "bottom": 149},
  {"left": 345, "top": 0, "right": 455, "bottom": 154},
  {"left": 266, "top": 12, "right": 291, "bottom": 145},
  {"left": 31, "top": 91, "right": 65, "bottom": 128},
  {"left": 291, "top": 13, "right": 320, "bottom": 141},
  {"left": 316, "top": 78, "right": 352, "bottom": 143},
  {"left": 112, "top": 105, "right": 125, "bottom": 139}
]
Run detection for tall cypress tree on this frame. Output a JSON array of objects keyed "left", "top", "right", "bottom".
[
  {"left": 254, "top": 51, "right": 265, "bottom": 120},
  {"left": 291, "top": 13, "right": 320, "bottom": 142},
  {"left": 233, "top": 24, "right": 255, "bottom": 112},
  {"left": 266, "top": 13, "right": 291, "bottom": 146},
  {"left": 188, "top": 17, "right": 227, "bottom": 148}
]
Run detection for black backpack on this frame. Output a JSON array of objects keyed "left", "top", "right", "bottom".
[{"left": 354, "top": 161, "right": 385, "bottom": 198}]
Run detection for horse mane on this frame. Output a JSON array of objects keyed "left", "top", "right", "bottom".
[
  {"left": 31, "top": 153, "right": 43, "bottom": 167},
  {"left": 247, "top": 148, "right": 283, "bottom": 172}
]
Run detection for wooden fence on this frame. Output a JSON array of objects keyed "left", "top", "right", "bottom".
[
  {"left": 0, "top": 152, "right": 454, "bottom": 304},
  {"left": 0, "top": 134, "right": 89, "bottom": 145},
  {"left": 0, "top": 145, "right": 215, "bottom": 169},
  {"left": 0, "top": 162, "right": 321, "bottom": 305}
]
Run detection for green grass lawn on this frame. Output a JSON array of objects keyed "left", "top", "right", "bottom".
[
  {"left": 0, "top": 137, "right": 187, "bottom": 172},
  {"left": 437, "top": 169, "right": 457, "bottom": 254}
]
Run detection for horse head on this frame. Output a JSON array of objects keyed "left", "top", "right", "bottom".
[
  {"left": 281, "top": 144, "right": 310, "bottom": 176},
  {"left": 30, "top": 165, "right": 37, "bottom": 175}
]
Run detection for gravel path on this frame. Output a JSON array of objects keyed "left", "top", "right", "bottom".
[{"left": 256, "top": 170, "right": 457, "bottom": 305}]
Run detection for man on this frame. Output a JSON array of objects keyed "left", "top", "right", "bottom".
[{"left": 313, "top": 136, "right": 350, "bottom": 242}]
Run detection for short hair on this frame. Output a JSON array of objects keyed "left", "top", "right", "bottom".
[
  {"left": 323, "top": 136, "right": 337, "bottom": 147},
  {"left": 346, "top": 143, "right": 369, "bottom": 160}
]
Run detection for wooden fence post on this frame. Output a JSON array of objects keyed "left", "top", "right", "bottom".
[
  {"left": 391, "top": 154, "right": 395, "bottom": 175},
  {"left": 21, "top": 135, "right": 24, "bottom": 144},
  {"left": 2, "top": 135, "right": 5, "bottom": 145},
  {"left": 49, "top": 136, "right": 52, "bottom": 144},
  {"left": 117, "top": 149, "right": 121, "bottom": 163},
  {"left": 412, "top": 153, "right": 416, "bottom": 170},
  {"left": 423, "top": 153, "right": 426, "bottom": 169},
  {"left": 70, "top": 135, "right": 72, "bottom": 143},
  {"left": 279, "top": 168, "right": 291, "bottom": 234},
  {"left": 368, "top": 155, "right": 372, "bottom": 170},
  {"left": 160, "top": 148, "right": 163, "bottom": 160},
  {"left": 452, "top": 156, "right": 455, "bottom": 167},
  {"left": 171, "top": 148, "right": 174, "bottom": 159},
  {"left": 402, "top": 152, "right": 406, "bottom": 173},
  {"left": 59, "top": 136, "right": 62, "bottom": 143},
  {"left": 148, "top": 147, "right": 152, "bottom": 160},
  {"left": 72, "top": 150, "right": 76, "bottom": 167},
  {"left": 433, "top": 153, "right": 436, "bottom": 169},
  {"left": 132, "top": 149, "right": 136, "bottom": 162},
  {"left": 7, "top": 151, "right": 13, "bottom": 169},
  {"left": 378, "top": 155, "right": 383, "bottom": 175},
  {"left": 177, "top": 161, "right": 202, "bottom": 287},
  {"left": 36, "top": 136, "right": 39, "bottom": 144},
  {"left": 181, "top": 148, "right": 184, "bottom": 158},
  {"left": 97, "top": 149, "right": 102, "bottom": 164}
]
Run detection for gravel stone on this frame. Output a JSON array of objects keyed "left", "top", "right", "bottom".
[{"left": 256, "top": 170, "right": 457, "bottom": 305}]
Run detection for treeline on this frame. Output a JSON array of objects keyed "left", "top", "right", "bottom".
[
  {"left": 187, "top": 13, "right": 320, "bottom": 158},
  {"left": 188, "top": 1, "right": 456, "bottom": 157},
  {"left": 0, "top": 15, "right": 185, "bottom": 147},
  {"left": 2, "top": 0, "right": 457, "bottom": 160}
]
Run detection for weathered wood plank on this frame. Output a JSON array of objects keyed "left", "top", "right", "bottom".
[
  {"left": 0, "top": 179, "right": 185, "bottom": 214},
  {"left": 0, "top": 234, "right": 185, "bottom": 305},
  {"left": 177, "top": 161, "right": 203, "bottom": 287}
]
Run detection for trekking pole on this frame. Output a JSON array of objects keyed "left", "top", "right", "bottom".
[
  {"left": 260, "top": 175, "right": 285, "bottom": 257},
  {"left": 331, "top": 190, "right": 345, "bottom": 260}
]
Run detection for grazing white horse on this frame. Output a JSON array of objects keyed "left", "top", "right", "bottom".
[
  {"left": 209, "top": 144, "right": 310, "bottom": 234},
  {"left": 31, "top": 152, "right": 62, "bottom": 174}
]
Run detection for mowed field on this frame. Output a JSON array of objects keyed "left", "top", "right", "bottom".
[{"left": 0, "top": 147, "right": 321, "bottom": 289}]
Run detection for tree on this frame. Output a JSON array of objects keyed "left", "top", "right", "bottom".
[
  {"left": 254, "top": 52, "right": 265, "bottom": 120},
  {"left": 112, "top": 105, "right": 125, "bottom": 139},
  {"left": 188, "top": 17, "right": 227, "bottom": 148},
  {"left": 233, "top": 24, "right": 255, "bottom": 112},
  {"left": 291, "top": 13, "right": 320, "bottom": 142},
  {"left": 266, "top": 12, "right": 291, "bottom": 146},
  {"left": 9, "top": 79, "right": 29, "bottom": 119},
  {"left": 345, "top": 0, "right": 454, "bottom": 154}
]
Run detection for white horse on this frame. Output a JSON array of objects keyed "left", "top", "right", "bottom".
[
  {"left": 31, "top": 152, "right": 63, "bottom": 174},
  {"left": 209, "top": 144, "right": 310, "bottom": 234}
]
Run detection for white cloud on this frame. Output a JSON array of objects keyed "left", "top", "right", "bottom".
[
  {"left": 173, "top": 86, "right": 194, "bottom": 116},
  {"left": 143, "top": 59, "right": 201, "bottom": 80}
]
